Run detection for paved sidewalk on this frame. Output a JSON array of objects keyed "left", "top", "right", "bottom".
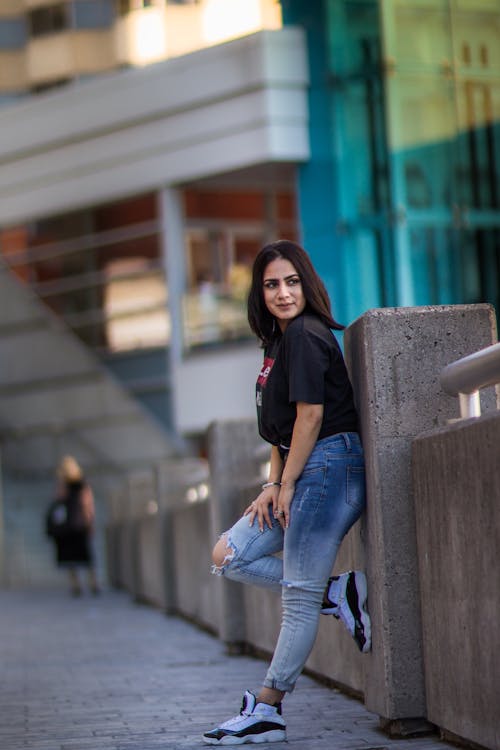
[{"left": 1, "top": 588, "right": 451, "bottom": 750}]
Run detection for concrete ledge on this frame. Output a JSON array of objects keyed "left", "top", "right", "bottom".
[{"left": 413, "top": 413, "right": 500, "bottom": 750}]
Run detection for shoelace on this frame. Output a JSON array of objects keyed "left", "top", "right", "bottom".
[{"left": 220, "top": 707, "right": 253, "bottom": 729}]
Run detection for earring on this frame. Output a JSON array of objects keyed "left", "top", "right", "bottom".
[{"left": 272, "top": 318, "right": 276, "bottom": 334}]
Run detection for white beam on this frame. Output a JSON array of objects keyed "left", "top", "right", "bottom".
[{"left": 0, "top": 28, "right": 309, "bottom": 225}]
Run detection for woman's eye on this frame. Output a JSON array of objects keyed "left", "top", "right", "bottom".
[
  {"left": 264, "top": 281, "right": 277, "bottom": 289},
  {"left": 288, "top": 277, "right": 300, "bottom": 285}
]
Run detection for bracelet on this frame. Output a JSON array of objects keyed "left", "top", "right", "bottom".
[{"left": 262, "top": 481, "right": 282, "bottom": 489}]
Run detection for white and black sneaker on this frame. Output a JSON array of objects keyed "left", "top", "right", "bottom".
[
  {"left": 321, "top": 570, "right": 371, "bottom": 653},
  {"left": 203, "top": 690, "right": 286, "bottom": 745}
]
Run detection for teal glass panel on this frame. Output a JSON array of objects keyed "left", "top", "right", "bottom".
[
  {"left": 340, "top": 229, "right": 388, "bottom": 319},
  {"left": 455, "top": 80, "right": 500, "bottom": 211},
  {"left": 386, "top": 73, "right": 457, "bottom": 212},
  {"left": 463, "top": 228, "right": 500, "bottom": 305},
  {"left": 383, "top": 0, "right": 500, "bottom": 312},
  {"left": 325, "top": 0, "right": 395, "bottom": 314},
  {"left": 406, "top": 226, "right": 461, "bottom": 305},
  {"left": 382, "top": 0, "right": 452, "bottom": 72},
  {"left": 333, "top": 78, "right": 390, "bottom": 220},
  {"left": 327, "top": 0, "right": 380, "bottom": 77}
]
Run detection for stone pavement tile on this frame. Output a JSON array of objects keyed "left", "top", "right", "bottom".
[{"left": 0, "top": 588, "right": 453, "bottom": 750}]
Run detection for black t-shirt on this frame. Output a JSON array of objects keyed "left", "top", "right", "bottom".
[{"left": 256, "top": 312, "right": 358, "bottom": 447}]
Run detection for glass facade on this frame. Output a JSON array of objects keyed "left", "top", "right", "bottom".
[
  {"left": 327, "top": 0, "right": 394, "bottom": 320},
  {"left": 283, "top": 0, "right": 500, "bottom": 324},
  {"left": 381, "top": 0, "right": 500, "bottom": 308}
]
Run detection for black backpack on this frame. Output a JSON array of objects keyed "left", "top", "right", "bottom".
[
  {"left": 46, "top": 499, "right": 69, "bottom": 538},
  {"left": 45, "top": 481, "right": 88, "bottom": 538}
]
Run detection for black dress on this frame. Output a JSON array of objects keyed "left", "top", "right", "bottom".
[{"left": 46, "top": 480, "right": 93, "bottom": 567}]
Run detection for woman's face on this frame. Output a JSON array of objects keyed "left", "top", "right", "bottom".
[{"left": 262, "top": 257, "right": 306, "bottom": 331}]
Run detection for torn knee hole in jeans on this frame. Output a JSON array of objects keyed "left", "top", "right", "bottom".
[{"left": 211, "top": 533, "right": 236, "bottom": 576}]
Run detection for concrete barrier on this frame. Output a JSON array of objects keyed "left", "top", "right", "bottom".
[
  {"left": 412, "top": 413, "right": 500, "bottom": 750},
  {"left": 206, "top": 419, "right": 265, "bottom": 647},
  {"left": 344, "top": 304, "right": 497, "bottom": 728},
  {"left": 135, "top": 514, "right": 170, "bottom": 610},
  {"left": 168, "top": 500, "right": 219, "bottom": 632}
]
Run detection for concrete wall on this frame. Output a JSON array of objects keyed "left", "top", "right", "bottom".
[
  {"left": 413, "top": 414, "right": 500, "bottom": 750},
  {"left": 174, "top": 344, "right": 262, "bottom": 434},
  {"left": 344, "top": 304, "right": 498, "bottom": 726},
  {"left": 168, "top": 501, "right": 218, "bottom": 630}
]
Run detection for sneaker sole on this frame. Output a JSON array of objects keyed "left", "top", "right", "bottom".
[{"left": 203, "top": 729, "right": 287, "bottom": 745}]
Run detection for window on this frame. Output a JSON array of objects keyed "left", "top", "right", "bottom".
[
  {"left": 0, "top": 18, "right": 27, "bottom": 50},
  {"left": 183, "top": 229, "right": 258, "bottom": 348},
  {"left": 73, "top": 0, "right": 114, "bottom": 29},
  {"left": 28, "top": 4, "right": 69, "bottom": 37},
  {"left": 103, "top": 257, "right": 169, "bottom": 351},
  {"left": 182, "top": 184, "right": 297, "bottom": 350},
  {"left": 117, "top": 0, "right": 130, "bottom": 15},
  {"left": 0, "top": 193, "right": 169, "bottom": 352}
]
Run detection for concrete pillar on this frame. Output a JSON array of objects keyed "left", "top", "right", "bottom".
[
  {"left": 207, "top": 418, "right": 264, "bottom": 648},
  {"left": 0, "top": 448, "right": 4, "bottom": 586},
  {"left": 344, "top": 304, "right": 497, "bottom": 729},
  {"left": 157, "top": 186, "right": 188, "bottom": 453},
  {"left": 412, "top": 414, "right": 500, "bottom": 750},
  {"left": 158, "top": 186, "right": 185, "bottom": 368}
]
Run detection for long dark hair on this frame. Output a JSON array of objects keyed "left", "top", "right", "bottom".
[{"left": 247, "top": 240, "right": 344, "bottom": 346}]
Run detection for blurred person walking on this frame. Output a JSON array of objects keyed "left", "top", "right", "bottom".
[
  {"left": 204, "top": 240, "right": 370, "bottom": 745},
  {"left": 46, "top": 455, "right": 100, "bottom": 596}
]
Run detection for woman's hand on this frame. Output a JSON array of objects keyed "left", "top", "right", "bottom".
[
  {"left": 244, "top": 487, "right": 280, "bottom": 532},
  {"left": 274, "top": 481, "right": 295, "bottom": 529}
]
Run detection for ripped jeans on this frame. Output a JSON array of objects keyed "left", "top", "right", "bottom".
[{"left": 212, "top": 432, "right": 366, "bottom": 693}]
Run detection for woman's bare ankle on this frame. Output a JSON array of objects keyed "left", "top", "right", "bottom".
[{"left": 256, "top": 687, "right": 285, "bottom": 706}]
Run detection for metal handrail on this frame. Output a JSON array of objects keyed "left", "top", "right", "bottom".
[{"left": 440, "top": 341, "right": 500, "bottom": 419}]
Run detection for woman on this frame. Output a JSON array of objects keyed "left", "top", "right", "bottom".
[
  {"left": 46, "top": 455, "right": 99, "bottom": 596},
  {"left": 203, "top": 241, "right": 370, "bottom": 745}
]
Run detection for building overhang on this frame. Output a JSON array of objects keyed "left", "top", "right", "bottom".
[{"left": 0, "top": 28, "right": 309, "bottom": 225}]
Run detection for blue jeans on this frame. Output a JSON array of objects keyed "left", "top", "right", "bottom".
[{"left": 213, "top": 432, "right": 366, "bottom": 693}]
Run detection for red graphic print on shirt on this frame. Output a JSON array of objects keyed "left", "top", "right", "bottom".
[{"left": 257, "top": 357, "right": 275, "bottom": 387}]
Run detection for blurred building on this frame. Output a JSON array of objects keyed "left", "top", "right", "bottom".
[
  {"left": 0, "top": 0, "right": 282, "bottom": 101},
  {"left": 0, "top": 0, "right": 499, "bottom": 451},
  {"left": 0, "top": 0, "right": 303, "bottom": 454},
  {"left": 0, "top": 0, "right": 499, "bottom": 587}
]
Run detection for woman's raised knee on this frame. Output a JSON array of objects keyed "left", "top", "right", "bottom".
[{"left": 212, "top": 536, "right": 233, "bottom": 568}]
